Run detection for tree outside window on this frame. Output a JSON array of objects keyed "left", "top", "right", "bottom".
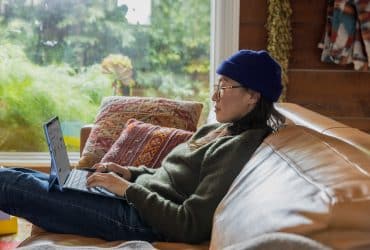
[{"left": 0, "top": 0, "right": 210, "bottom": 152}]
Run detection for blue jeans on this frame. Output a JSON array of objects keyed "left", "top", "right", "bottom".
[{"left": 0, "top": 167, "right": 164, "bottom": 242}]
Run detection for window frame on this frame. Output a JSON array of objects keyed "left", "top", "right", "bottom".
[{"left": 208, "top": 0, "right": 240, "bottom": 123}]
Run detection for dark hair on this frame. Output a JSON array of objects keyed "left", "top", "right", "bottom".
[
  {"left": 244, "top": 96, "right": 286, "bottom": 133},
  {"left": 188, "top": 97, "right": 285, "bottom": 150}
]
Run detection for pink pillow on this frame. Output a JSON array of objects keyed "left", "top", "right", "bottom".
[
  {"left": 101, "top": 119, "right": 193, "bottom": 168},
  {"left": 78, "top": 96, "right": 202, "bottom": 167}
]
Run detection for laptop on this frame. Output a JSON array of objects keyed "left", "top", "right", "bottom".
[{"left": 43, "top": 116, "right": 124, "bottom": 200}]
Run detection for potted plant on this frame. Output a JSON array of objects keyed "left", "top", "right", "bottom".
[{"left": 101, "top": 54, "right": 135, "bottom": 96}]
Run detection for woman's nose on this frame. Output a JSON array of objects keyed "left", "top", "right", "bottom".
[{"left": 211, "top": 89, "right": 218, "bottom": 102}]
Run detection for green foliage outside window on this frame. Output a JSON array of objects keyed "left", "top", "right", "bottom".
[
  {"left": 0, "top": 0, "right": 210, "bottom": 152},
  {"left": 0, "top": 43, "right": 111, "bottom": 151}
]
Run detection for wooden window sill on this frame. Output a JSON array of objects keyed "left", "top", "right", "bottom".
[{"left": 0, "top": 152, "right": 79, "bottom": 172}]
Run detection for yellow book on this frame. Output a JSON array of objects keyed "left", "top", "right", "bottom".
[{"left": 0, "top": 216, "right": 18, "bottom": 235}]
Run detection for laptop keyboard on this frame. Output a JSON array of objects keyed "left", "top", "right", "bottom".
[
  {"left": 64, "top": 169, "right": 105, "bottom": 193},
  {"left": 64, "top": 169, "right": 89, "bottom": 190},
  {"left": 63, "top": 169, "right": 123, "bottom": 199}
]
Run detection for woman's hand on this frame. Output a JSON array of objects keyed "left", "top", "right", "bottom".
[
  {"left": 92, "top": 162, "right": 132, "bottom": 180},
  {"left": 86, "top": 172, "right": 131, "bottom": 196}
]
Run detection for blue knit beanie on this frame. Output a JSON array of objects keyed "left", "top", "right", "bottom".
[{"left": 216, "top": 50, "right": 282, "bottom": 102}]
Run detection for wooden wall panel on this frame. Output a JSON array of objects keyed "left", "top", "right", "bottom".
[
  {"left": 240, "top": 0, "right": 267, "bottom": 23},
  {"left": 287, "top": 71, "right": 370, "bottom": 117},
  {"left": 239, "top": 0, "right": 370, "bottom": 133},
  {"left": 239, "top": 0, "right": 267, "bottom": 50},
  {"left": 239, "top": 24, "right": 267, "bottom": 50},
  {"left": 290, "top": 0, "right": 327, "bottom": 24}
]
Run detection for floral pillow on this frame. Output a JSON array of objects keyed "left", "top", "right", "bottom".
[
  {"left": 101, "top": 119, "right": 194, "bottom": 168},
  {"left": 78, "top": 96, "right": 202, "bottom": 167}
]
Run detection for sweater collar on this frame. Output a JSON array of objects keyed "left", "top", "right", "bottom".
[{"left": 228, "top": 110, "right": 270, "bottom": 135}]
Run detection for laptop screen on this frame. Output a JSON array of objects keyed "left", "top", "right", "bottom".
[{"left": 44, "top": 117, "right": 71, "bottom": 185}]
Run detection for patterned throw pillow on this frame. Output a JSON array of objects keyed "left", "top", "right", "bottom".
[
  {"left": 101, "top": 119, "right": 194, "bottom": 168},
  {"left": 78, "top": 96, "right": 202, "bottom": 167}
]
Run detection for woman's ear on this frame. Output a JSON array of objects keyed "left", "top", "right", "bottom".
[{"left": 248, "top": 90, "right": 261, "bottom": 104}]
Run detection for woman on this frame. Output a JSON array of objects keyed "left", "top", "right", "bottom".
[{"left": 0, "top": 50, "right": 284, "bottom": 243}]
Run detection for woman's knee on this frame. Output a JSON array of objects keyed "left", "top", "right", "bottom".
[{"left": 0, "top": 167, "right": 16, "bottom": 187}]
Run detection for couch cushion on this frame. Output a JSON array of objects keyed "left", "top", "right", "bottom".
[
  {"left": 21, "top": 226, "right": 209, "bottom": 250},
  {"left": 211, "top": 125, "right": 370, "bottom": 250},
  {"left": 221, "top": 232, "right": 331, "bottom": 250},
  {"left": 275, "top": 102, "right": 370, "bottom": 155},
  {"left": 101, "top": 119, "right": 193, "bottom": 168},
  {"left": 78, "top": 96, "right": 203, "bottom": 167}
]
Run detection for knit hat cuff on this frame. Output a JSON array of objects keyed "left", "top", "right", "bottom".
[{"left": 216, "top": 61, "right": 244, "bottom": 85}]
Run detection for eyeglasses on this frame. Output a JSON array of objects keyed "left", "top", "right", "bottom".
[{"left": 213, "top": 80, "right": 243, "bottom": 100}]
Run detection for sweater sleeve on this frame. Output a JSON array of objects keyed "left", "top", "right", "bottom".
[
  {"left": 127, "top": 165, "right": 158, "bottom": 182},
  {"left": 125, "top": 128, "right": 269, "bottom": 243}
]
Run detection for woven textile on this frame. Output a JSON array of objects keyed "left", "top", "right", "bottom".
[
  {"left": 79, "top": 96, "right": 202, "bottom": 167},
  {"left": 101, "top": 119, "right": 193, "bottom": 168},
  {"left": 319, "top": 0, "right": 370, "bottom": 71}
]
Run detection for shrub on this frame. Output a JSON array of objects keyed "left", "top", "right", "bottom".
[{"left": 0, "top": 44, "right": 111, "bottom": 151}]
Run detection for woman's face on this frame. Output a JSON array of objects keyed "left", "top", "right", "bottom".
[{"left": 212, "top": 76, "right": 260, "bottom": 123}]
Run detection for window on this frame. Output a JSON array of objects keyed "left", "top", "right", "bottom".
[
  {"left": 0, "top": 0, "right": 211, "bottom": 153},
  {"left": 208, "top": 0, "right": 240, "bottom": 123}
]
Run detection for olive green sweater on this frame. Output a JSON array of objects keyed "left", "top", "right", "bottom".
[{"left": 125, "top": 123, "right": 271, "bottom": 243}]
